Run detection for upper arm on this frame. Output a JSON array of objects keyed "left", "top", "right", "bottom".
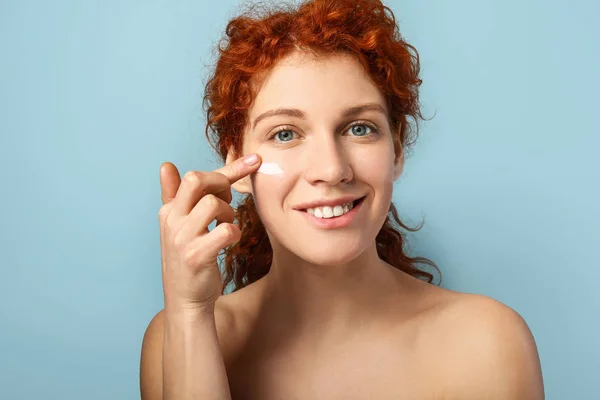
[
  {"left": 443, "top": 295, "right": 545, "bottom": 399},
  {"left": 139, "top": 303, "right": 236, "bottom": 400},
  {"left": 140, "top": 309, "right": 164, "bottom": 400}
]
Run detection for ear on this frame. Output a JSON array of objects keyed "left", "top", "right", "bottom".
[
  {"left": 225, "top": 148, "right": 253, "bottom": 194},
  {"left": 392, "top": 138, "right": 405, "bottom": 181}
]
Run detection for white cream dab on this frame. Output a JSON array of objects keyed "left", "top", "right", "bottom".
[{"left": 257, "top": 162, "right": 284, "bottom": 175}]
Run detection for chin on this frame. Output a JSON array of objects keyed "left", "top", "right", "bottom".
[{"left": 294, "top": 241, "right": 367, "bottom": 266}]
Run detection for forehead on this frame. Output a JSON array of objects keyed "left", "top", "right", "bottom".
[{"left": 248, "top": 51, "right": 387, "bottom": 119}]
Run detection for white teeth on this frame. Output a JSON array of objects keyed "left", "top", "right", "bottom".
[
  {"left": 333, "top": 205, "right": 344, "bottom": 217},
  {"left": 306, "top": 201, "right": 354, "bottom": 219},
  {"left": 322, "top": 206, "right": 333, "bottom": 218}
]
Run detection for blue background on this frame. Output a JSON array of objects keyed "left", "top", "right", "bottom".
[{"left": 1, "top": 0, "right": 598, "bottom": 398}]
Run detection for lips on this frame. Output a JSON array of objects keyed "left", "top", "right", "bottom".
[
  {"left": 303, "top": 197, "right": 366, "bottom": 212},
  {"left": 297, "top": 195, "right": 366, "bottom": 229},
  {"left": 293, "top": 195, "right": 366, "bottom": 211}
]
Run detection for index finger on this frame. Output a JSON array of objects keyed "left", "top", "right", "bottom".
[{"left": 214, "top": 153, "right": 262, "bottom": 183}]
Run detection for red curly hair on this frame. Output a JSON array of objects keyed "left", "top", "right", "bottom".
[{"left": 202, "top": 0, "right": 441, "bottom": 293}]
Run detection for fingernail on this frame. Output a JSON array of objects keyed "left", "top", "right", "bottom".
[{"left": 243, "top": 154, "right": 258, "bottom": 165}]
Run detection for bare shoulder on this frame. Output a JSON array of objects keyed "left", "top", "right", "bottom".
[
  {"left": 423, "top": 290, "right": 545, "bottom": 399},
  {"left": 139, "top": 298, "right": 238, "bottom": 400}
]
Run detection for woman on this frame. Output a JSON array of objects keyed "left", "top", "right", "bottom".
[{"left": 140, "top": 0, "right": 544, "bottom": 398}]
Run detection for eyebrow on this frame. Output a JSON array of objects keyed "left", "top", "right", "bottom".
[{"left": 251, "top": 102, "right": 387, "bottom": 131}]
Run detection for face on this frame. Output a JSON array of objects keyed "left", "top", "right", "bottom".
[{"left": 229, "top": 51, "right": 404, "bottom": 266}]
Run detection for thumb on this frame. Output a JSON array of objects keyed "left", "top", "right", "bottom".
[{"left": 160, "top": 162, "right": 181, "bottom": 205}]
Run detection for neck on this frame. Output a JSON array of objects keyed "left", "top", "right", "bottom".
[{"left": 255, "top": 242, "right": 405, "bottom": 342}]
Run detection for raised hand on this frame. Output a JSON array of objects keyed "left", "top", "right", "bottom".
[{"left": 157, "top": 153, "right": 261, "bottom": 314}]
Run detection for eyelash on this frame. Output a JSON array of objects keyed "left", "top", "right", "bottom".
[{"left": 267, "top": 120, "right": 380, "bottom": 143}]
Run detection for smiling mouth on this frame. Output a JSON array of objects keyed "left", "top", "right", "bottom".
[{"left": 301, "top": 196, "right": 366, "bottom": 218}]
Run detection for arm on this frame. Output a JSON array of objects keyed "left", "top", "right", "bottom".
[
  {"left": 140, "top": 308, "right": 232, "bottom": 400},
  {"left": 144, "top": 156, "right": 261, "bottom": 399}
]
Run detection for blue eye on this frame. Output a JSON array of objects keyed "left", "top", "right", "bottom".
[
  {"left": 268, "top": 121, "right": 378, "bottom": 143},
  {"left": 348, "top": 123, "right": 372, "bottom": 136},
  {"left": 271, "top": 129, "right": 295, "bottom": 143}
]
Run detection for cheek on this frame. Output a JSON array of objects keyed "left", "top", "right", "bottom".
[
  {"left": 249, "top": 171, "right": 300, "bottom": 236},
  {"left": 354, "top": 147, "right": 396, "bottom": 185},
  {"left": 249, "top": 139, "right": 301, "bottom": 177},
  {"left": 249, "top": 143, "right": 305, "bottom": 198},
  {"left": 249, "top": 167, "right": 293, "bottom": 216},
  {"left": 352, "top": 147, "right": 396, "bottom": 213}
]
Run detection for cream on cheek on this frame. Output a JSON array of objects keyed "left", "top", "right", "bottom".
[
  {"left": 246, "top": 143, "right": 293, "bottom": 213},
  {"left": 257, "top": 161, "right": 284, "bottom": 175},
  {"left": 248, "top": 153, "right": 297, "bottom": 234},
  {"left": 251, "top": 139, "right": 296, "bottom": 178}
]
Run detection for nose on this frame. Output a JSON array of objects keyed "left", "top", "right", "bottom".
[{"left": 302, "top": 133, "right": 353, "bottom": 186}]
